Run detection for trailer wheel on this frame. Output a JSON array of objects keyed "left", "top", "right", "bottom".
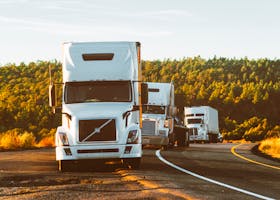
[
  {"left": 208, "top": 133, "right": 218, "bottom": 143},
  {"left": 213, "top": 134, "right": 218, "bottom": 143},
  {"left": 123, "top": 158, "right": 141, "bottom": 170}
]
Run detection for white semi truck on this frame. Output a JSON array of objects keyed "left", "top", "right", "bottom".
[
  {"left": 49, "top": 41, "right": 148, "bottom": 171},
  {"left": 141, "top": 82, "right": 176, "bottom": 149},
  {"left": 184, "top": 106, "right": 220, "bottom": 142}
]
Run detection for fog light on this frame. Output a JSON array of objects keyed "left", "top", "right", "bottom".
[
  {"left": 124, "top": 146, "right": 132, "bottom": 154},
  {"left": 64, "top": 148, "right": 72, "bottom": 156}
]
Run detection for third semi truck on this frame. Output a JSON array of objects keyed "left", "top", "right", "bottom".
[{"left": 184, "top": 106, "right": 221, "bottom": 143}]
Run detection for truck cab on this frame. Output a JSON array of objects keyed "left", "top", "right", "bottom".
[
  {"left": 49, "top": 42, "right": 147, "bottom": 171},
  {"left": 141, "top": 82, "right": 176, "bottom": 149},
  {"left": 184, "top": 106, "right": 220, "bottom": 143}
]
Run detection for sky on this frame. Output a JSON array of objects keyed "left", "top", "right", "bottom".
[{"left": 0, "top": 0, "right": 280, "bottom": 65}]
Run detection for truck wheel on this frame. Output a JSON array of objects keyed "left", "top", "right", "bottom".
[
  {"left": 58, "top": 160, "right": 72, "bottom": 172},
  {"left": 208, "top": 134, "right": 215, "bottom": 143},
  {"left": 214, "top": 135, "right": 218, "bottom": 143},
  {"left": 123, "top": 158, "right": 141, "bottom": 170},
  {"left": 208, "top": 133, "right": 218, "bottom": 143},
  {"left": 208, "top": 134, "right": 212, "bottom": 143},
  {"left": 177, "top": 136, "right": 185, "bottom": 147},
  {"left": 168, "top": 133, "right": 175, "bottom": 148},
  {"left": 184, "top": 133, "right": 190, "bottom": 147},
  {"left": 161, "top": 145, "right": 168, "bottom": 150}
]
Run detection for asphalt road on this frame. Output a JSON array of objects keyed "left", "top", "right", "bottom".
[{"left": 0, "top": 143, "right": 279, "bottom": 200}]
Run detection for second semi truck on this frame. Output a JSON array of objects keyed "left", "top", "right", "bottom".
[{"left": 141, "top": 82, "right": 176, "bottom": 149}]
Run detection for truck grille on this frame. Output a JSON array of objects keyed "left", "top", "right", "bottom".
[
  {"left": 142, "top": 120, "right": 156, "bottom": 135},
  {"left": 79, "top": 119, "right": 116, "bottom": 142},
  {"left": 189, "top": 128, "right": 198, "bottom": 136}
]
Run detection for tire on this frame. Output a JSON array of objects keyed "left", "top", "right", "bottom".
[
  {"left": 161, "top": 145, "right": 168, "bottom": 150},
  {"left": 174, "top": 125, "right": 187, "bottom": 147},
  {"left": 208, "top": 133, "right": 218, "bottom": 143},
  {"left": 168, "top": 133, "right": 175, "bottom": 148},
  {"left": 184, "top": 132, "right": 190, "bottom": 147},
  {"left": 208, "top": 134, "right": 212, "bottom": 143},
  {"left": 123, "top": 158, "right": 141, "bottom": 170},
  {"left": 213, "top": 134, "right": 218, "bottom": 143},
  {"left": 58, "top": 160, "right": 73, "bottom": 172}
]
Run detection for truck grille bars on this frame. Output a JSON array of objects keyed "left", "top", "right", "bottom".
[
  {"left": 189, "top": 128, "right": 198, "bottom": 136},
  {"left": 142, "top": 120, "right": 156, "bottom": 135},
  {"left": 79, "top": 119, "right": 116, "bottom": 142}
]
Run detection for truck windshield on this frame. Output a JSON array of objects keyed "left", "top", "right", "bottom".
[
  {"left": 142, "top": 105, "right": 165, "bottom": 114},
  {"left": 64, "top": 81, "right": 132, "bottom": 104},
  {"left": 187, "top": 118, "right": 203, "bottom": 124}
]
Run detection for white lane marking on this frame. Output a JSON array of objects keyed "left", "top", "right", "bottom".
[{"left": 155, "top": 150, "right": 274, "bottom": 200}]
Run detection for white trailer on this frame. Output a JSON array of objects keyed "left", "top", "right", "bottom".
[
  {"left": 49, "top": 41, "right": 148, "bottom": 171},
  {"left": 141, "top": 82, "right": 176, "bottom": 149},
  {"left": 184, "top": 106, "right": 220, "bottom": 142}
]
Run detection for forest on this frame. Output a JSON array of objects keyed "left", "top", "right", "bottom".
[
  {"left": 0, "top": 57, "right": 279, "bottom": 148},
  {"left": 142, "top": 57, "right": 280, "bottom": 141}
]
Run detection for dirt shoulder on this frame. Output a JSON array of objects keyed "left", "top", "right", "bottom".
[{"left": 251, "top": 144, "right": 280, "bottom": 163}]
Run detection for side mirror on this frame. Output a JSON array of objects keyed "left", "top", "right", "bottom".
[
  {"left": 122, "top": 105, "right": 140, "bottom": 119},
  {"left": 141, "top": 83, "right": 148, "bottom": 105},
  {"left": 167, "top": 106, "right": 177, "bottom": 117},
  {"left": 172, "top": 106, "right": 177, "bottom": 116},
  {"left": 49, "top": 84, "right": 56, "bottom": 107},
  {"left": 53, "top": 107, "right": 62, "bottom": 114}
]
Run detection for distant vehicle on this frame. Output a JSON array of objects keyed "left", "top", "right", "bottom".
[
  {"left": 173, "top": 117, "right": 190, "bottom": 147},
  {"left": 49, "top": 41, "right": 148, "bottom": 171},
  {"left": 184, "top": 106, "right": 220, "bottom": 143},
  {"left": 141, "top": 82, "right": 176, "bottom": 149}
]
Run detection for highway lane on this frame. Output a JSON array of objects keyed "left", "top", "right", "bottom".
[
  {"left": 0, "top": 143, "right": 279, "bottom": 199},
  {"left": 159, "top": 143, "right": 280, "bottom": 199},
  {"left": 0, "top": 148, "right": 195, "bottom": 199}
]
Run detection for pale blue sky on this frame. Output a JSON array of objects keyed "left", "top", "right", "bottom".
[{"left": 0, "top": 0, "right": 279, "bottom": 65}]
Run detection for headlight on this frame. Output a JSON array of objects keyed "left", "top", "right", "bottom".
[
  {"left": 127, "top": 130, "right": 139, "bottom": 144},
  {"left": 159, "top": 130, "right": 167, "bottom": 136},
  {"left": 57, "top": 132, "right": 69, "bottom": 146}
]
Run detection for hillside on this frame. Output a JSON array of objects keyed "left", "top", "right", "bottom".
[
  {"left": 0, "top": 57, "right": 279, "bottom": 143},
  {"left": 0, "top": 61, "right": 61, "bottom": 146},
  {"left": 142, "top": 57, "right": 280, "bottom": 140}
]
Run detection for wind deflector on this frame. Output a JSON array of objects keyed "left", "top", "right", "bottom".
[{"left": 82, "top": 53, "right": 114, "bottom": 61}]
